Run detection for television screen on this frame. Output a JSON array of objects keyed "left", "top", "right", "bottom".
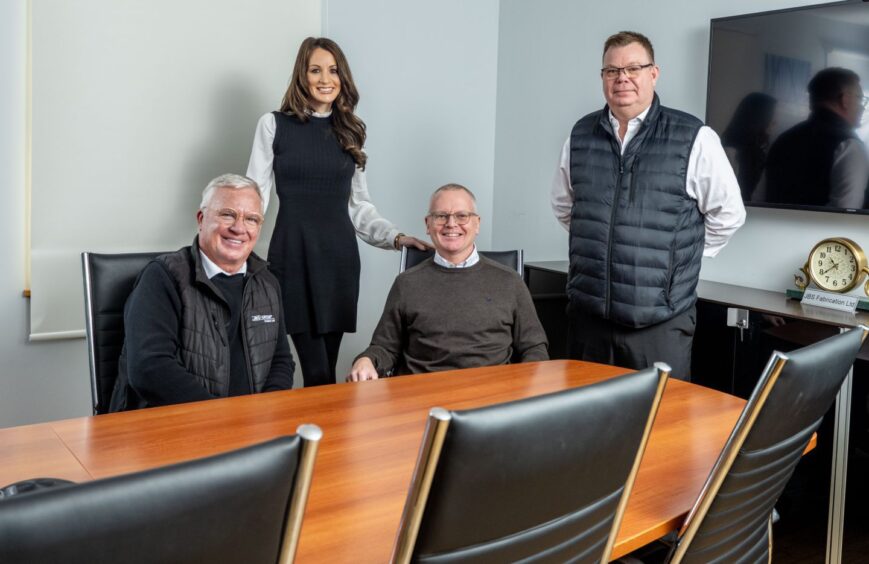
[{"left": 706, "top": 1, "right": 869, "bottom": 214}]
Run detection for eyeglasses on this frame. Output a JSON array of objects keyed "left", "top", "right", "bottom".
[
  {"left": 210, "top": 208, "right": 264, "bottom": 229},
  {"left": 600, "top": 63, "right": 654, "bottom": 80},
  {"left": 427, "top": 211, "right": 479, "bottom": 226}
]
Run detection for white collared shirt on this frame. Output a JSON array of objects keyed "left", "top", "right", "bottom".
[
  {"left": 199, "top": 250, "right": 247, "bottom": 279},
  {"left": 550, "top": 104, "right": 746, "bottom": 258},
  {"left": 433, "top": 245, "right": 480, "bottom": 268},
  {"left": 608, "top": 106, "right": 650, "bottom": 154},
  {"left": 246, "top": 111, "right": 400, "bottom": 250}
]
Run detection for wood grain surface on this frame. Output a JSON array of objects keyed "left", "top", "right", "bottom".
[
  {"left": 1, "top": 360, "right": 756, "bottom": 561},
  {"left": 0, "top": 423, "right": 92, "bottom": 484}
]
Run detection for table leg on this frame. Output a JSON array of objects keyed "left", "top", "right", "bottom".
[{"left": 825, "top": 357, "right": 852, "bottom": 564}]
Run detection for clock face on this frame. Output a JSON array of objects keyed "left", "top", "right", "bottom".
[{"left": 809, "top": 240, "right": 860, "bottom": 292}]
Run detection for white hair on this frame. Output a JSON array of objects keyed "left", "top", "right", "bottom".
[{"left": 199, "top": 174, "right": 262, "bottom": 213}]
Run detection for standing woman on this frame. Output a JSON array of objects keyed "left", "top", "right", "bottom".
[{"left": 247, "top": 37, "right": 429, "bottom": 387}]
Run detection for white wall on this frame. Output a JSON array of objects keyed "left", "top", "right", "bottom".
[
  {"left": 492, "top": 0, "right": 869, "bottom": 293},
  {"left": 324, "top": 0, "right": 501, "bottom": 377},
  {"left": 0, "top": 0, "right": 91, "bottom": 427},
  {"left": 29, "top": 0, "right": 319, "bottom": 339},
  {"left": 1, "top": 0, "right": 319, "bottom": 427}
]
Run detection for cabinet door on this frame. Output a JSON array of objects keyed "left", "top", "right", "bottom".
[{"left": 525, "top": 267, "right": 569, "bottom": 359}]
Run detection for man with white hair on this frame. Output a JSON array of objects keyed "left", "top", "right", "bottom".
[{"left": 109, "top": 174, "right": 294, "bottom": 411}]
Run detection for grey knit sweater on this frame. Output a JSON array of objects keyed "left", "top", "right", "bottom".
[{"left": 357, "top": 257, "right": 549, "bottom": 375}]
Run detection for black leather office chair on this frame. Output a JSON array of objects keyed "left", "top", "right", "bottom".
[
  {"left": 82, "top": 251, "right": 165, "bottom": 414},
  {"left": 399, "top": 246, "right": 524, "bottom": 275},
  {"left": 0, "top": 426, "right": 322, "bottom": 564},
  {"left": 391, "top": 365, "right": 670, "bottom": 563},
  {"left": 667, "top": 325, "right": 868, "bottom": 563}
]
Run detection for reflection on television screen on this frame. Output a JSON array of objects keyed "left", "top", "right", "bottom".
[{"left": 707, "top": 1, "right": 869, "bottom": 214}]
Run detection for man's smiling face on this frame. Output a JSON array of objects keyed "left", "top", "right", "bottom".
[
  {"left": 197, "top": 186, "right": 263, "bottom": 273},
  {"left": 425, "top": 188, "right": 480, "bottom": 265}
]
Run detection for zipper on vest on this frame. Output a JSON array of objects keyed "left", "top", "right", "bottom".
[
  {"left": 211, "top": 313, "right": 227, "bottom": 347},
  {"left": 240, "top": 284, "right": 255, "bottom": 393},
  {"left": 606, "top": 157, "right": 624, "bottom": 319},
  {"left": 628, "top": 157, "right": 639, "bottom": 203},
  {"left": 211, "top": 311, "right": 230, "bottom": 397}
]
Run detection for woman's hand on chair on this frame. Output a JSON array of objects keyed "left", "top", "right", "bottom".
[{"left": 399, "top": 235, "right": 433, "bottom": 251}]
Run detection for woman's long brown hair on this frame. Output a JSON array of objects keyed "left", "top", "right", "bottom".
[{"left": 280, "top": 37, "right": 367, "bottom": 169}]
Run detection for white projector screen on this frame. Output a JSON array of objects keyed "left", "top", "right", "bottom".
[{"left": 30, "top": 0, "right": 320, "bottom": 339}]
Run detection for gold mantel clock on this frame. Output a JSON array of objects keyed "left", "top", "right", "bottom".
[{"left": 795, "top": 237, "right": 869, "bottom": 294}]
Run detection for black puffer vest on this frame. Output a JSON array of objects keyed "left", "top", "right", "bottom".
[
  {"left": 568, "top": 95, "right": 704, "bottom": 328},
  {"left": 113, "top": 238, "right": 284, "bottom": 410}
]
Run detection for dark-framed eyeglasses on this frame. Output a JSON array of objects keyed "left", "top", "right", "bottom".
[
  {"left": 427, "top": 211, "right": 479, "bottom": 226},
  {"left": 210, "top": 207, "right": 265, "bottom": 229},
  {"left": 600, "top": 63, "right": 654, "bottom": 80}
]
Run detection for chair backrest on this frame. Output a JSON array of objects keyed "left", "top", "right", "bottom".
[
  {"left": 0, "top": 426, "right": 322, "bottom": 564},
  {"left": 399, "top": 247, "right": 524, "bottom": 275},
  {"left": 82, "top": 251, "right": 165, "bottom": 414},
  {"left": 392, "top": 365, "right": 670, "bottom": 564},
  {"left": 669, "top": 325, "right": 868, "bottom": 564}
]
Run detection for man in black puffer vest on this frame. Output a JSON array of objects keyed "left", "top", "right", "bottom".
[
  {"left": 764, "top": 67, "right": 868, "bottom": 210},
  {"left": 109, "top": 174, "right": 294, "bottom": 411},
  {"left": 551, "top": 31, "right": 745, "bottom": 380}
]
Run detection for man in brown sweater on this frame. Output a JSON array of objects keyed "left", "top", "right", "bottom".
[{"left": 347, "top": 184, "right": 548, "bottom": 381}]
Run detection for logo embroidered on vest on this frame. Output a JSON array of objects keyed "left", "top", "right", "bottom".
[{"left": 251, "top": 314, "right": 276, "bottom": 323}]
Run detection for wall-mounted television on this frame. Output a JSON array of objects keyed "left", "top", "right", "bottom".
[{"left": 706, "top": 0, "right": 869, "bottom": 214}]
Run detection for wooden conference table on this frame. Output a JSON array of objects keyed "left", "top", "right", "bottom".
[{"left": 1, "top": 360, "right": 752, "bottom": 561}]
